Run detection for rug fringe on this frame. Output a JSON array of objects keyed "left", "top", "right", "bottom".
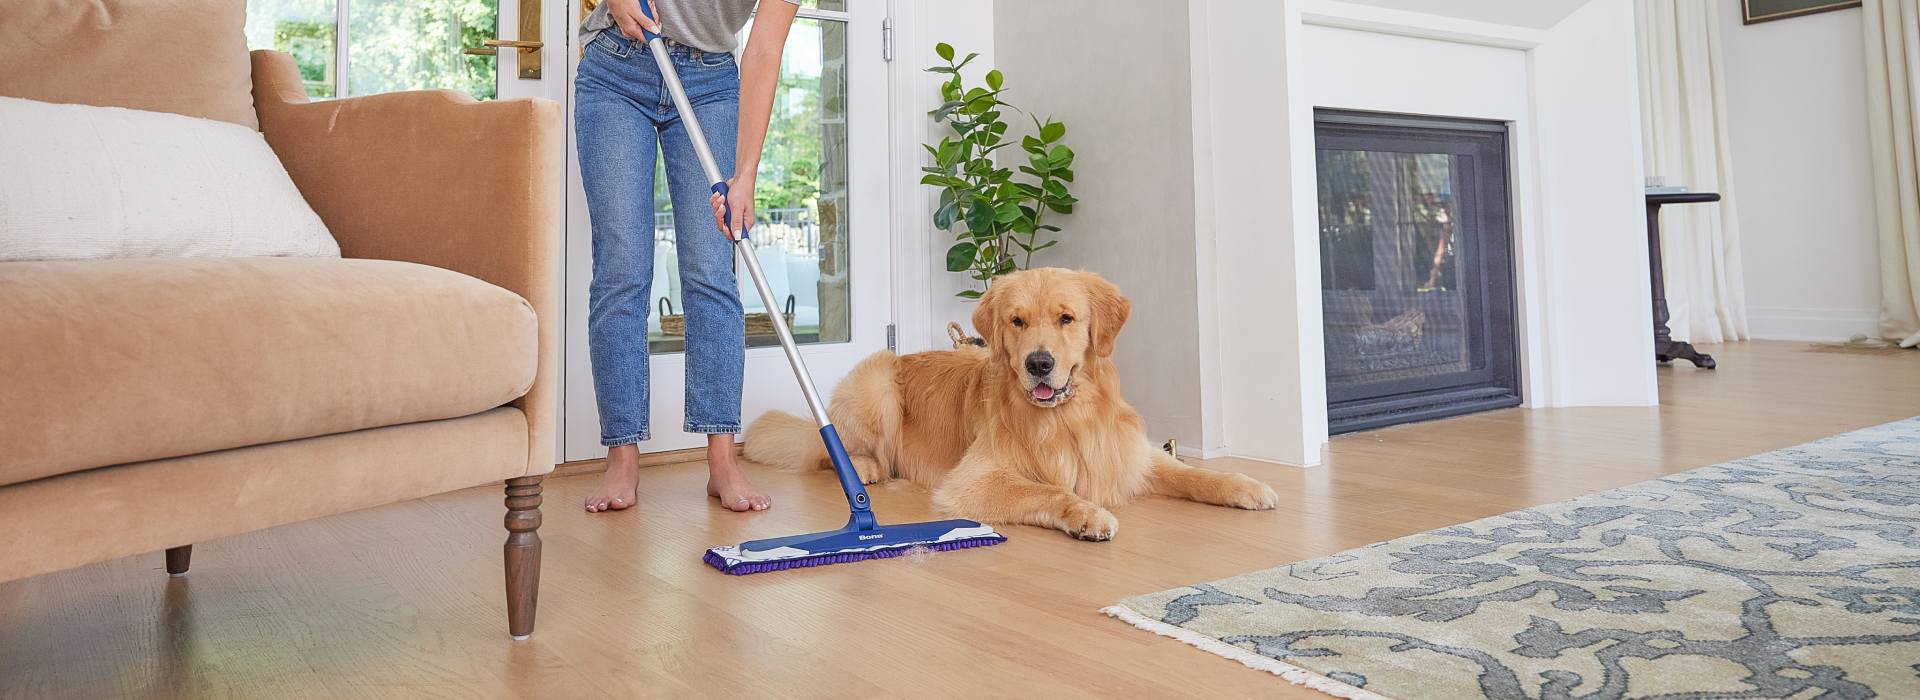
[{"left": 1099, "top": 605, "right": 1399, "bottom": 700}]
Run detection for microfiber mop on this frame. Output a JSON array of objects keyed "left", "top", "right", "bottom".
[{"left": 630, "top": 7, "right": 1007, "bottom": 575}]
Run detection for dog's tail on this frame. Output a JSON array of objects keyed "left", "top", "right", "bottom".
[{"left": 742, "top": 409, "right": 829, "bottom": 472}]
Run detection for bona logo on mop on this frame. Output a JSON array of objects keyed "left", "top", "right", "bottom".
[{"left": 859, "top": 534, "right": 884, "bottom": 540}]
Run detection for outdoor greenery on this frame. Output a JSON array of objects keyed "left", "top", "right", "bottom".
[
  {"left": 752, "top": 19, "right": 832, "bottom": 213},
  {"left": 922, "top": 43, "right": 1078, "bottom": 298},
  {"left": 244, "top": 0, "right": 496, "bottom": 101}
]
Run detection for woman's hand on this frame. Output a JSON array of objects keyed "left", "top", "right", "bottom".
[
  {"left": 607, "top": 0, "right": 660, "bottom": 40},
  {"left": 711, "top": 176, "right": 756, "bottom": 240}
]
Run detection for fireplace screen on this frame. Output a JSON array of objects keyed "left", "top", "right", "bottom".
[{"left": 1316, "top": 111, "right": 1519, "bottom": 434}]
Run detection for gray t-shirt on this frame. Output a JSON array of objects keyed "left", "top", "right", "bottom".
[{"left": 579, "top": 0, "right": 799, "bottom": 54}]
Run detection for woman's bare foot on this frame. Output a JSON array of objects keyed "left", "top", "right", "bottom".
[
  {"left": 586, "top": 444, "right": 641, "bottom": 512},
  {"left": 705, "top": 434, "right": 770, "bottom": 511}
]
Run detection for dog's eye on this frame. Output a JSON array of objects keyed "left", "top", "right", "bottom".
[
  {"left": 1059, "top": 314, "right": 1074, "bottom": 325},
  {"left": 1012, "top": 317, "right": 1025, "bottom": 328}
]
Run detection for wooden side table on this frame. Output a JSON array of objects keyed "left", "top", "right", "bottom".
[{"left": 1645, "top": 192, "right": 1720, "bottom": 369}]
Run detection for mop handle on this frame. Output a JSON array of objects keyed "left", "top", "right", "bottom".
[{"left": 644, "top": 25, "right": 876, "bottom": 516}]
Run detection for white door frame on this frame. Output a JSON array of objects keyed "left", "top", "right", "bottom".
[{"left": 557, "top": 0, "right": 894, "bottom": 462}]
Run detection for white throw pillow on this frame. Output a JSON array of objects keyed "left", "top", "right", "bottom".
[{"left": 0, "top": 96, "right": 340, "bottom": 261}]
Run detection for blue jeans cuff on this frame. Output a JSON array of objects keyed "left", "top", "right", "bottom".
[
  {"left": 601, "top": 432, "right": 651, "bottom": 447},
  {"left": 684, "top": 424, "right": 740, "bottom": 435}
]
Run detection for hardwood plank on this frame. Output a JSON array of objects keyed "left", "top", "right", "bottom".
[{"left": 3, "top": 341, "right": 1918, "bottom": 698}]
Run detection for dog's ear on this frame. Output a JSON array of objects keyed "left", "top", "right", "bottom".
[
  {"left": 1082, "top": 272, "right": 1130, "bottom": 357},
  {"left": 970, "top": 282, "right": 1002, "bottom": 355}
]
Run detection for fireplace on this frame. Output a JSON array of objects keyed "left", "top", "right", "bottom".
[{"left": 1315, "top": 110, "right": 1520, "bottom": 434}]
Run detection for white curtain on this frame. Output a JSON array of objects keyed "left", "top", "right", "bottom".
[
  {"left": 1635, "top": 0, "right": 1749, "bottom": 344},
  {"left": 1863, "top": 0, "right": 1920, "bottom": 346}
]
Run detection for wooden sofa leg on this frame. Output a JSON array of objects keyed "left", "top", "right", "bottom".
[
  {"left": 504, "top": 475, "right": 544, "bottom": 640},
  {"left": 165, "top": 545, "right": 192, "bottom": 578}
]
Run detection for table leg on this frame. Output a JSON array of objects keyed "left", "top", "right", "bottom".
[{"left": 1646, "top": 202, "right": 1716, "bottom": 369}]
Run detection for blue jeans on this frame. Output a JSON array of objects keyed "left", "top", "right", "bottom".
[{"left": 576, "top": 32, "right": 744, "bottom": 446}]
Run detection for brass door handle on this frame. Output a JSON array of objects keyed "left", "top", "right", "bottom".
[
  {"left": 464, "top": 1, "right": 543, "bottom": 79},
  {"left": 465, "top": 39, "right": 543, "bottom": 55}
]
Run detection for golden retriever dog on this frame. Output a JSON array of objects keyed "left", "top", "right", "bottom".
[{"left": 743, "top": 268, "right": 1277, "bottom": 540}]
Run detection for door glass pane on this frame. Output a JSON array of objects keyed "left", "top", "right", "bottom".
[
  {"left": 1318, "top": 150, "right": 1468, "bottom": 387},
  {"left": 648, "top": 16, "right": 851, "bottom": 353},
  {"left": 349, "top": 0, "right": 497, "bottom": 99},
  {"left": 797, "top": 0, "right": 847, "bottom": 10},
  {"left": 246, "top": 0, "right": 497, "bottom": 100},
  {"left": 245, "top": 0, "right": 342, "bottom": 98}
]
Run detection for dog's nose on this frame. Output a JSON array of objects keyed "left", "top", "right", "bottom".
[{"left": 1025, "top": 351, "right": 1055, "bottom": 377}]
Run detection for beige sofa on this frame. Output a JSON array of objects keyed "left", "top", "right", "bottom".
[{"left": 0, "top": 0, "right": 560, "bottom": 638}]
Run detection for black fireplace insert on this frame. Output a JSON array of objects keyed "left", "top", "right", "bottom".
[{"left": 1316, "top": 110, "right": 1520, "bottom": 434}]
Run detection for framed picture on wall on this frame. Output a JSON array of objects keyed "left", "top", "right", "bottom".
[{"left": 1743, "top": 0, "right": 1861, "bottom": 24}]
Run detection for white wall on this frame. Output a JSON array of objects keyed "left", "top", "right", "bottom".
[
  {"left": 1716, "top": 0, "right": 1880, "bottom": 341},
  {"left": 1533, "top": 0, "right": 1662, "bottom": 406},
  {"left": 1199, "top": 0, "right": 1322, "bottom": 464},
  {"left": 992, "top": 1, "right": 1209, "bottom": 453}
]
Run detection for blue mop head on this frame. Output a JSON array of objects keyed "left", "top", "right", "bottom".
[{"left": 704, "top": 519, "right": 1006, "bottom": 575}]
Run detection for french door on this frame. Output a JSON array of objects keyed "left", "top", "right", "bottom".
[{"left": 559, "top": 1, "right": 892, "bottom": 460}]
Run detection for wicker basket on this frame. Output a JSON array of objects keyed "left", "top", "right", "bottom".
[{"left": 657, "top": 296, "right": 795, "bottom": 337}]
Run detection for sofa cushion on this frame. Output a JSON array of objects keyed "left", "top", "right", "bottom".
[
  {"left": 0, "top": 0, "right": 257, "bottom": 129},
  {"left": 0, "top": 258, "right": 539, "bottom": 487},
  {"left": 0, "top": 97, "right": 340, "bottom": 262}
]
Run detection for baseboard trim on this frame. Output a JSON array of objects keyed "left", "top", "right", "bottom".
[{"left": 1747, "top": 306, "right": 1879, "bottom": 342}]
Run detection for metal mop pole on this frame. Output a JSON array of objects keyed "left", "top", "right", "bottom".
[{"left": 637, "top": 8, "right": 876, "bottom": 521}]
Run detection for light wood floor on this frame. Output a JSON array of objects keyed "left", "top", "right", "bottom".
[{"left": 4, "top": 341, "right": 1918, "bottom": 699}]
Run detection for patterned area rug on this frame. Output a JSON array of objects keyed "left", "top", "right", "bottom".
[{"left": 1105, "top": 418, "right": 1920, "bottom": 700}]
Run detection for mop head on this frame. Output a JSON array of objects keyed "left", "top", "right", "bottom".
[{"left": 704, "top": 519, "right": 1006, "bottom": 575}]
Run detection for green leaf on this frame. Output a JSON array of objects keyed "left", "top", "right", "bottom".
[
  {"left": 1027, "top": 152, "right": 1052, "bottom": 175},
  {"left": 980, "top": 244, "right": 998, "bottom": 260},
  {"left": 1044, "top": 180, "right": 1070, "bottom": 199},
  {"left": 940, "top": 187, "right": 956, "bottom": 208},
  {"left": 1048, "top": 145, "right": 1074, "bottom": 165},
  {"left": 966, "top": 99, "right": 993, "bottom": 115},
  {"left": 966, "top": 201, "right": 994, "bottom": 232},
  {"left": 1055, "top": 168, "right": 1074, "bottom": 183},
  {"left": 1047, "top": 201, "right": 1074, "bottom": 215},
  {"left": 1032, "top": 240, "right": 1058, "bottom": 251},
  {"left": 945, "top": 242, "right": 976, "bottom": 271},
  {"left": 1022, "top": 135, "right": 1044, "bottom": 151},
  {"left": 934, "top": 200, "right": 960, "bottom": 230},
  {"left": 925, "top": 66, "right": 955, "bottom": 74},
  {"left": 985, "top": 69, "right": 1003, "bottom": 91},
  {"left": 931, "top": 100, "right": 964, "bottom": 121},
  {"left": 1040, "top": 120, "right": 1066, "bottom": 143},
  {"left": 1010, "top": 218, "right": 1037, "bottom": 234},
  {"left": 993, "top": 202, "right": 1022, "bottom": 223},
  {"left": 936, "top": 42, "right": 955, "bottom": 61},
  {"left": 957, "top": 289, "right": 983, "bottom": 299}
]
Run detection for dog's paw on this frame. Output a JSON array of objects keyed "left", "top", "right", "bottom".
[
  {"left": 1226, "top": 475, "right": 1279, "bottom": 510},
  {"left": 1061, "top": 502, "right": 1119, "bottom": 541},
  {"left": 849, "top": 455, "right": 887, "bottom": 484}
]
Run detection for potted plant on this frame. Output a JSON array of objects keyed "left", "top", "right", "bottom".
[{"left": 922, "top": 43, "right": 1079, "bottom": 298}]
